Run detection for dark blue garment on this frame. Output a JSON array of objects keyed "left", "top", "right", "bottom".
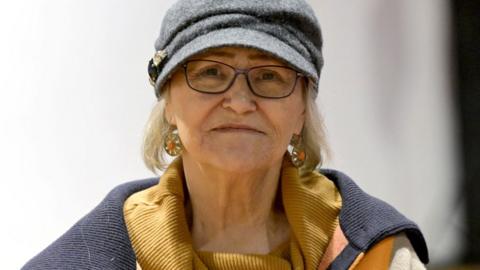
[
  {"left": 320, "top": 169, "right": 429, "bottom": 269},
  {"left": 22, "top": 169, "right": 429, "bottom": 270}
]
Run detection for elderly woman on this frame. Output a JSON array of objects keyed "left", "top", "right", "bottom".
[{"left": 23, "top": 0, "right": 429, "bottom": 269}]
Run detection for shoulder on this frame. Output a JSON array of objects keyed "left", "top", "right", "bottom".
[
  {"left": 389, "top": 234, "right": 426, "bottom": 270},
  {"left": 353, "top": 233, "right": 426, "bottom": 270},
  {"left": 22, "top": 177, "right": 159, "bottom": 270},
  {"left": 318, "top": 169, "right": 429, "bottom": 269}
]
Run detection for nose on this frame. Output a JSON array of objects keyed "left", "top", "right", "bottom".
[{"left": 221, "top": 73, "right": 257, "bottom": 114}]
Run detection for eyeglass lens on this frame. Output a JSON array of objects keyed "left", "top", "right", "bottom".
[{"left": 184, "top": 60, "right": 299, "bottom": 98}]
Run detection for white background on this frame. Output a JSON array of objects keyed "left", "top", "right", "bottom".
[{"left": 0, "top": 0, "right": 460, "bottom": 268}]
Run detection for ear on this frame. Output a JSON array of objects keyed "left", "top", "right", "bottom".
[
  {"left": 294, "top": 110, "right": 305, "bottom": 135},
  {"left": 293, "top": 78, "right": 308, "bottom": 135},
  {"left": 164, "top": 100, "right": 177, "bottom": 126},
  {"left": 162, "top": 79, "right": 177, "bottom": 126}
]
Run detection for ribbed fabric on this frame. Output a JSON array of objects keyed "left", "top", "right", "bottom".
[
  {"left": 123, "top": 158, "right": 193, "bottom": 269},
  {"left": 124, "top": 157, "right": 341, "bottom": 270},
  {"left": 22, "top": 167, "right": 428, "bottom": 269},
  {"left": 282, "top": 161, "right": 342, "bottom": 270}
]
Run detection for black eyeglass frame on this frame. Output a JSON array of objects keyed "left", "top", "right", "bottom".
[{"left": 182, "top": 59, "right": 306, "bottom": 99}]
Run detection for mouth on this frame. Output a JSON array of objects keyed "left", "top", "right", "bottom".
[{"left": 212, "top": 124, "right": 265, "bottom": 134}]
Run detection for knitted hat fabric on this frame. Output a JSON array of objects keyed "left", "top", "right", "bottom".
[{"left": 148, "top": 0, "right": 324, "bottom": 99}]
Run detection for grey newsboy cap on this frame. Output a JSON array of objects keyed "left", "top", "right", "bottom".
[{"left": 148, "top": 0, "right": 324, "bottom": 100}]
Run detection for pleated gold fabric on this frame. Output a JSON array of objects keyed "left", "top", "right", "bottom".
[{"left": 124, "top": 156, "right": 342, "bottom": 270}]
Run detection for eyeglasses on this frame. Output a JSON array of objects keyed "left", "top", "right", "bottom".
[{"left": 182, "top": 60, "right": 305, "bottom": 99}]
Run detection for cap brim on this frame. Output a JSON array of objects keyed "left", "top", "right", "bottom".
[{"left": 155, "top": 27, "right": 318, "bottom": 94}]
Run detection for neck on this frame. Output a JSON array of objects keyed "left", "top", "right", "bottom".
[{"left": 182, "top": 154, "right": 290, "bottom": 254}]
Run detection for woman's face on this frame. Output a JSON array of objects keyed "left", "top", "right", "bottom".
[{"left": 165, "top": 46, "right": 306, "bottom": 172}]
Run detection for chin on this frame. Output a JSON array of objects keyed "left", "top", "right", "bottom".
[
  {"left": 206, "top": 150, "right": 281, "bottom": 173},
  {"left": 185, "top": 138, "right": 285, "bottom": 173}
]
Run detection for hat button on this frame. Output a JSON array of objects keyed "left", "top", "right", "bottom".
[{"left": 153, "top": 50, "right": 168, "bottom": 67}]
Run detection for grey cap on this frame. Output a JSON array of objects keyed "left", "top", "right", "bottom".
[{"left": 148, "top": 0, "right": 324, "bottom": 100}]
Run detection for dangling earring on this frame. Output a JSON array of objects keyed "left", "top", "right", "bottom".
[
  {"left": 164, "top": 127, "right": 183, "bottom": 156},
  {"left": 289, "top": 133, "right": 306, "bottom": 167}
]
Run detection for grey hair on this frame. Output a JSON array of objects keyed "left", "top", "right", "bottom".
[
  {"left": 141, "top": 79, "right": 330, "bottom": 175},
  {"left": 300, "top": 79, "right": 331, "bottom": 174}
]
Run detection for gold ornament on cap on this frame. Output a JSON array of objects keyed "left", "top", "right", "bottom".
[
  {"left": 153, "top": 50, "right": 168, "bottom": 66},
  {"left": 148, "top": 49, "right": 168, "bottom": 86}
]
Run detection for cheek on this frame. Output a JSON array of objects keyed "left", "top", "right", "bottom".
[
  {"left": 171, "top": 99, "right": 203, "bottom": 141},
  {"left": 168, "top": 78, "right": 203, "bottom": 127},
  {"left": 273, "top": 97, "right": 305, "bottom": 138},
  {"left": 168, "top": 91, "right": 218, "bottom": 152},
  {"left": 173, "top": 108, "right": 207, "bottom": 158}
]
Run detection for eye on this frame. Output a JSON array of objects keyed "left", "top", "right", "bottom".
[
  {"left": 261, "top": 72, "right": 276, "bottom": 80},
  {"left": 254, "top": 69, "right": 285, "bottom": 83},
  {"left": 186, "top": 61, "right": 232, "bottom": 85},
  {"left": 203, "top": 68, "right": 220, "bottom": 76},
  {"left": 192, "top": 65, "right": 227, "bottom": 80}
]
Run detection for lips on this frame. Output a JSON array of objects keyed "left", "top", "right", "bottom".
[{"left": 212, "top": 124, "right": 264, "bottom": 134}]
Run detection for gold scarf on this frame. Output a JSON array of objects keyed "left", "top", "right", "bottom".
[{"left": 124, "top": 157, "right": 342, "bottom": 270}]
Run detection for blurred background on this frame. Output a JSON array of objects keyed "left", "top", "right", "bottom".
[{"left": 0, "top": 0, "right": 477, "bottom": 269}]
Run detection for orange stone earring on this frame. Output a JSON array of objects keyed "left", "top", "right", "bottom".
[
  {"left": 164, "top": 127, "right": 183, "bottom": 156},
  {"left": 289, "top": 133, "right": 306, "bottom": 167}
]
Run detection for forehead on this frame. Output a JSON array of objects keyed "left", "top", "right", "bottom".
[{"left": 189, "top": 46, "right": 289, "bottom": 65}]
